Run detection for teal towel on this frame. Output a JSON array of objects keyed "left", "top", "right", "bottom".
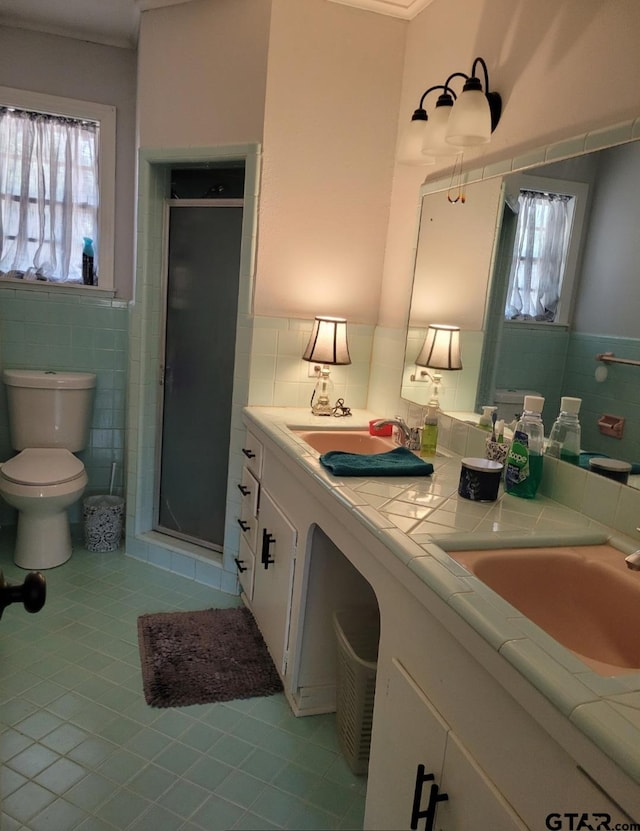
[{"left": 319, "top": 446, "right": 434, "bottom": 477}]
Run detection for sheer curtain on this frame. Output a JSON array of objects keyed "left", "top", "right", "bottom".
[
  {"left": 505, "top": 189, "right": 571, "bottom": 321},
  {"left": 0, "top": 107, "right": 99, "bottom": 284}
]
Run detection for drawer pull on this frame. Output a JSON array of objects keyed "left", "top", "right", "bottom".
[
  {"left": 237, "top": 519, "right": 250, "bottom": 532},
  {"left": 234, "top": 557, "right": 248, "bottom": 574},
  {"left": 410, "top": 765, "right": 448, "bottom": 831},
  {"left": 237, "top": 484, "right": 251, "bottom": 496},
  {"left": 261, "top": 529, "right": 276, "bottom": 569},
  {"left": 242, "top": 448, "right": 256, "bottom": 459}
]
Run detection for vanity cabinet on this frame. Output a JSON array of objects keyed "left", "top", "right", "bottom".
[
  {"left": 237, "top": 429, "right": 299, "bottom": 679},
  {"left": 367, "top": 657, "right": 527, "bottom": 831}
]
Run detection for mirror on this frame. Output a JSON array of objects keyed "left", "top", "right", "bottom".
[{"left": 402, "top": 120, "right": 640, "bottom": 489}]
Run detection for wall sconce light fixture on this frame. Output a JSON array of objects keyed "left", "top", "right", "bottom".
[
  {"left": 302, "top": 316, "right": 351, "bottom": 416},
  {"left": 398, "top": 57, "right": 502, "bottom": 165},
  {"left": 411, "top": 324, "right": 462, "bottom": 408}
]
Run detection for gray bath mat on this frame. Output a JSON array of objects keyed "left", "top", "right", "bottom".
[{"left": 137, "top": 605, "right": 283, "bottom": 708}]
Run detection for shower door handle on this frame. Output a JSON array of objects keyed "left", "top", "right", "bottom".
[{"left": 261, "top": 530, "right": 276, "bottom": 569}]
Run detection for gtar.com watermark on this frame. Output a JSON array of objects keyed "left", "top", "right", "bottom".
[{"left": 545, "top": 814, "right": 640, "bottom": 830}]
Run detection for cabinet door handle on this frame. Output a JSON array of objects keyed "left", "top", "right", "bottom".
[
  {"left": 242, "top": 448, "right": 256, "bottom": 459},
  {"left": 237, "top": 484, "right": 251, "bottom": 496},
  {"left": 261, "top": 529, "right": 276, "bottom": 569},
  {"left": 410, "top": 764, "right": 448, "bottom": 831},
  {"left": 234, "top": 557, "right": 248, "bottom": 574},
  {"left": 237, "top": 519, "right": 250, "bottom": 532}
]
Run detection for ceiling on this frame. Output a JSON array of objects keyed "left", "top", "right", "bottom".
[{"left": 0, "top": 0, "right": 434, "bottom": 50}]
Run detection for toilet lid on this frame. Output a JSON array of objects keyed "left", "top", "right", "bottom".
[{"left": 1, "top": 449, "right": 85, "bottom": 486}]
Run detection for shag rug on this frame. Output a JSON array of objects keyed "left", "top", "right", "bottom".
[{"left": 137, "top": 606, "right": 283, "bottom": 708}]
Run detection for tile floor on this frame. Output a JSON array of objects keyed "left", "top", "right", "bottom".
[{"left": 0, "top": 531, "right": 367, "bottom": 830}]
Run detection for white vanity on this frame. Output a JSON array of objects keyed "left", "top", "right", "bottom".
[{"left": 238, "top": 406, "right": 640, "bottom": 829}]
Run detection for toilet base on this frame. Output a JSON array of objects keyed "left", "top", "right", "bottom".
[{"left": 14, "top": 511, "right": 72, "bottom": 570}]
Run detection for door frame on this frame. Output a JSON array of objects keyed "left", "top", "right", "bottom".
[{"left": 126, "top": 143, "right": 260, "bottom": 591}]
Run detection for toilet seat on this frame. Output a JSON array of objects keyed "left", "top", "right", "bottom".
[{"left": 1, "top": 448, "right": 85, "bottom": 486}]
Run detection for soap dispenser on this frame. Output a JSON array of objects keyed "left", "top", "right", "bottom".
[{"left": 420, "top": 406, "right": 439, "bottom": 458}]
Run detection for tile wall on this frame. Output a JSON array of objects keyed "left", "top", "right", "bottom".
[{"left": 0, "top": 283, "right": 128, "bottom": 526}]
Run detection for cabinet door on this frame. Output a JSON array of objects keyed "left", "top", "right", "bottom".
[
  {"left": 366, "top": 658, "right": 448, "bottom": 830},
  {"left": 366, "top": 658, "right": 526, "bottom": 831},
  {"left": 252, "top": 489, "right": 297, "bottom": 677}
]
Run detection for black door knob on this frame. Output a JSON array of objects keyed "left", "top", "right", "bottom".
[{"left": 0, "top": 570, "right": 46, "bottom": 619}]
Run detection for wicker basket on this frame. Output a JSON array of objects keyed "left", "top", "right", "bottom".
[{"left": 333, "top": 608, "right": 379, "bottom": 775}]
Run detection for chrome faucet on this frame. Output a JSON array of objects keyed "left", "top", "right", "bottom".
[
  {"left": 372, "top": 418, "right": 421, "bottom": 452},
  {"left": 624, "top": 530, "right": 640, "bottom": 570},
  {"left": 625, "top": 551, "right": 640, "bottom": 571}
]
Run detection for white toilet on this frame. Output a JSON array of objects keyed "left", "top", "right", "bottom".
[{"left": 0, "top": 369, "right": 96, "bottom": 569}]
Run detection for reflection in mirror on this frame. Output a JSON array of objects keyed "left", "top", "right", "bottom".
[{"left": 402, "top": 125, "right": 640, "bottom": 489}]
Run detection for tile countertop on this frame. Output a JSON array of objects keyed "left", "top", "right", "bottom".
[{"left": 243, "top": 406, "right": 640, "bottom": 789}]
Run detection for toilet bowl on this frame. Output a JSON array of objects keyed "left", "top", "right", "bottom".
[
  {"left": 0, "top": 369, "right": 96, "bottom": 569},
  {"left": 0, "top": 449, "right": 88, "bottom": 569}
]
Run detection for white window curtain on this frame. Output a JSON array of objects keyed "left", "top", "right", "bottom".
[
  {"left": 505, "top": 189, "right": 572, "bottom": 322},
  {"left": 0, "top": 107, "right": 99, "bottom": 284}
]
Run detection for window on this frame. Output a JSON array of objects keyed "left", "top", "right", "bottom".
[
  {"left": 0, "top": 86, "right": 115, "bottom": 290},
  {"left": 504, "top": 174, "right": 588, "bottom": 325}
]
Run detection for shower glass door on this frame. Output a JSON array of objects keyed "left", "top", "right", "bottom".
[{"left": 156, "top": 201, "right": 243, "bottom": 550}]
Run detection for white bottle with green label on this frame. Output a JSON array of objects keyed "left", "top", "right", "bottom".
[{"left": 505, "top": 395, "right": 545, "bottom": 498}]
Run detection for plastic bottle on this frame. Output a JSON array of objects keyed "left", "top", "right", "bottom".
[
  {"left": 505, "top": 395, "right": 545, "bottom": 499},
  {"left": 546, "top": 397, "right": 582, "bottom": 465},
  {"left": 420, "top": 406, "right": 439, "bottom": 457},
  {"left": 82, "top": 237, "right": 94, "bottom": 285},
  {"left": 478, "top": 405, "right": 497, "bottom": 431}
]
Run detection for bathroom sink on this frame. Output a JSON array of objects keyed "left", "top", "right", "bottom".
[
  {"left": 450, "top": 545, "right": 640, "bottom": 676},
  {"left": 292, "top": 429, "right": 397, "bottom": 455}
]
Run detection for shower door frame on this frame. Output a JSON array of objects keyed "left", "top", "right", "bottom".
[{"left": 153, "top": 197, "right": 244, "bottom": 552}]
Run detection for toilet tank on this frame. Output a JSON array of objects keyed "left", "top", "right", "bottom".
[
  {"left": 3, "top": 369, "right": 96, "bottom": 452},
  {"left": 494, "top": 388, "right": 542, "bottom": 422}
]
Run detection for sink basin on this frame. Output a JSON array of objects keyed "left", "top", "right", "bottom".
[
  {"left": 451, "top": 545, "right": 640, "bottom": 676},
  {"left": 292, "top": 429, "right": 396, "bottom": 455}
]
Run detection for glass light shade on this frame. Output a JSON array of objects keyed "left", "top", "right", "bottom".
[
  {"left": 445, "top": 88, "right": 492, "bottom": 147},
  {"left": 303, "top": 316, "right": 351, "bottom": 366},
  {"left": 422, "top": 97, "right": 457, "bottom": 157},
  {"left": 397, "top": 119, "right": 435, "bottom": 166},
  {"left": 416, "top": 324, "right": 462, "bottom": 370}
]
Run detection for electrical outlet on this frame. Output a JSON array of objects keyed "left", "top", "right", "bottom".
[{"left": 307, "top": 363, "right": 321, "bottom": 378}]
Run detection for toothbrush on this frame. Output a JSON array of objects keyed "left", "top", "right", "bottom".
[{"left": 491, "top": 411, "right": 497, "bottom": 442}]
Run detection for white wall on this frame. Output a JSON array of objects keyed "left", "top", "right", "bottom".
[
  {"left": 255, "top": 0, "right": 406, "bottom": 324},
  {"left": 0, "top": 25, "right": 137, "bottom": 299},
  {"left": 136, "top": 0, "right": 272, "bottom": 148}
]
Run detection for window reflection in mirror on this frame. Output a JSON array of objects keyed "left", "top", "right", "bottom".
[{"left": 402, "top": 127, "right": 640, "bottom": 489}]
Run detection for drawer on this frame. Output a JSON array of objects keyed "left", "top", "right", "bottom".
[
  {"left": 241, "top": 430, "right": 263, "bottom": 479},
  {"left": 235, "top": 537, "right": 255, "bottom": 602},
  {"left": 238, "top": 467, "right": 260, "bottom": 518}
]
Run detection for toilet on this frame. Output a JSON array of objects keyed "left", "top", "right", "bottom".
[{"left": 0, "top": 369, "right": 96, "bottom": 570}]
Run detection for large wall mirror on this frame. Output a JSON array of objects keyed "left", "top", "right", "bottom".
[{"left": 402, "top": 118, "right": 640, "bottom": 489}]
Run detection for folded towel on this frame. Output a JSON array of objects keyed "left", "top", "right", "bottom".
[{"left": 320, "top": 446, "right": 434, "bottom": 477}]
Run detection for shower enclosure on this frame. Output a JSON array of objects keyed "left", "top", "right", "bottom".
[{"left": 156, "top": 185, "right": 243, "bottom": 551}]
